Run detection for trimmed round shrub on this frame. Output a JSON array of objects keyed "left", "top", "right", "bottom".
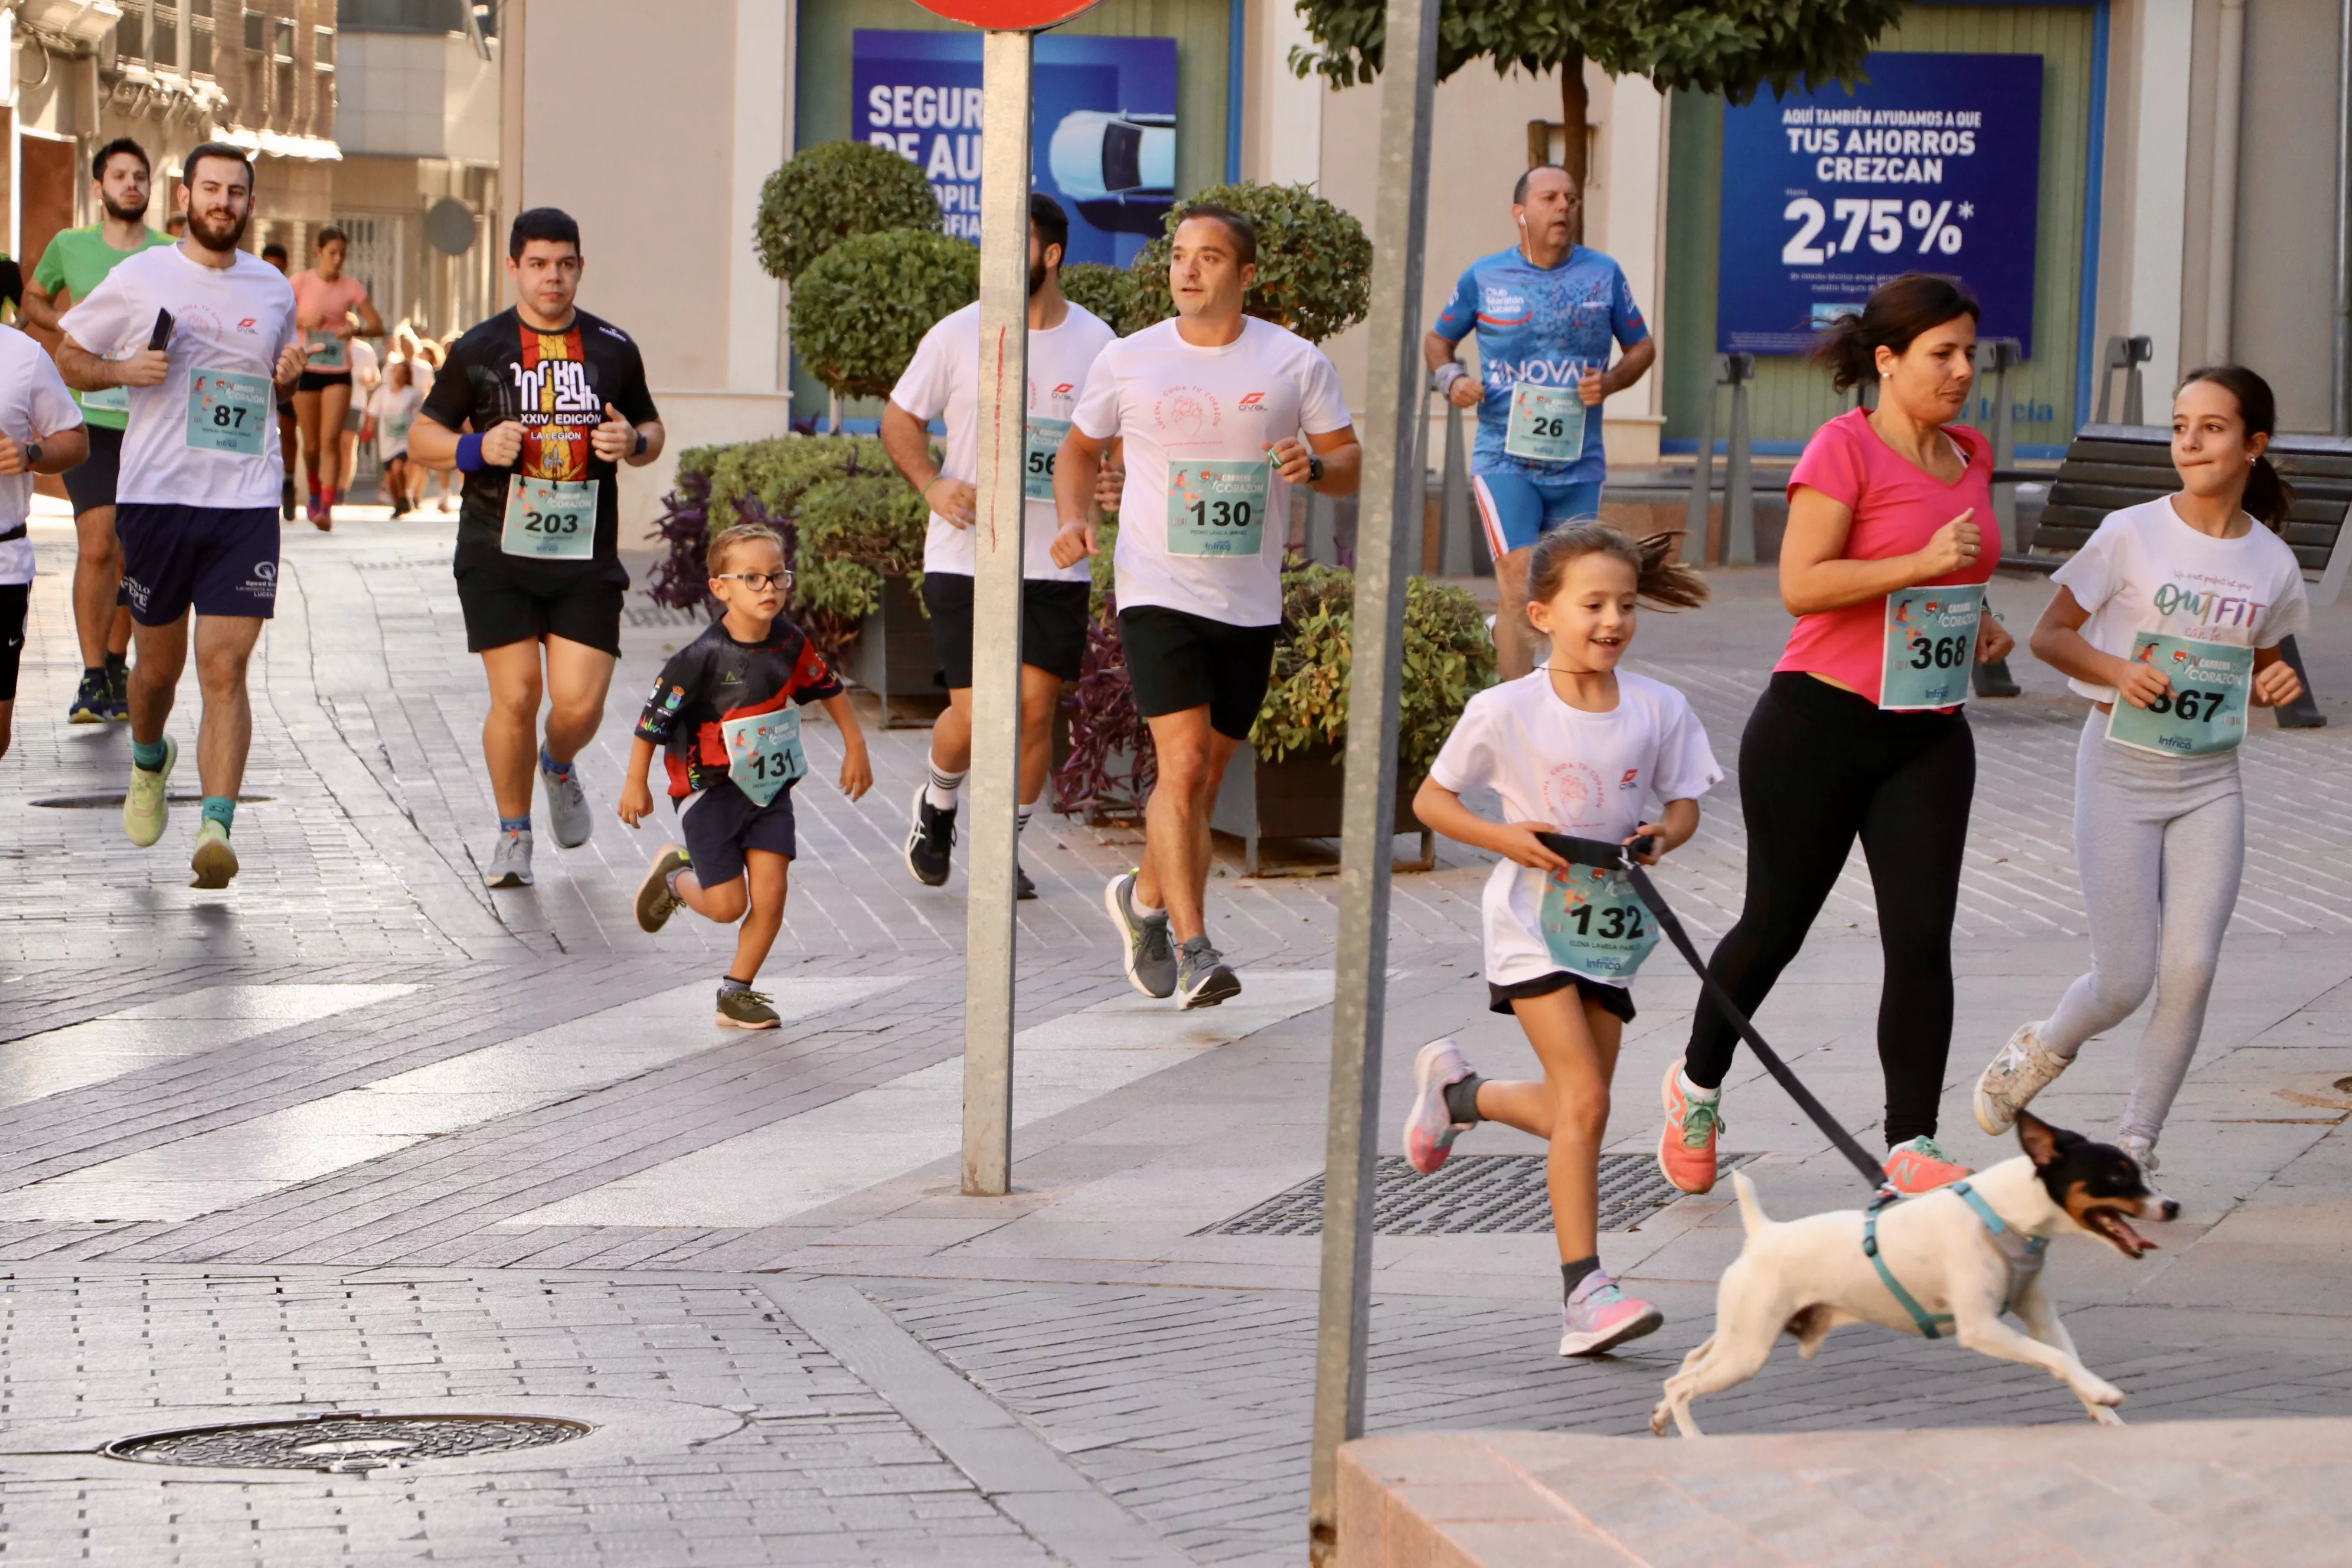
[
  {"left": 791, "top": 229, "right": 979, "bottom": 401},
  {"left": 756, "top": 141, "right": 941, "bottom": 284},
  {"left": 1123, "top": 182, "right": 1373, "bottom": 344}
]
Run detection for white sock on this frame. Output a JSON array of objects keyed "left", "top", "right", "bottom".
[
  {"left": 1678, "top": 1069, "right": 1719, "bottom": 1102},
  {"left": 1131, "top": 888, "right": 1164, "bottom": 921},
  {"left": 925, "top": 762, "right": 966, "bottom": 812},
  {"left": 1014, "top": 802, "right": 1034, "bottom": 836}
]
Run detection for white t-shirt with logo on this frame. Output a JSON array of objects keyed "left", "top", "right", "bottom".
[
  {"left": 1071, "top": 315, "right": 1352, "bottom": 628},
  {"left": 0, "top": 325, "right": 83, "bottom": 586},
  {"left": 2050, "top": 495, "right": 2311, "bottom": 703},
  {"left": 58, "top": 244, "right": 298, "bottom": 510},
  {"left": 888, "top": 299, "right": 1113, "bottom": 583},
  {"left": 368, "top": 381, "right": 423, "bottom": 460},
  {"left": 1427, "top": 669, "right": 1722, "bottom": 989}
]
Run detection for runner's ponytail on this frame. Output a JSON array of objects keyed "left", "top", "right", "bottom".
[
  {"left": 2177, "top": 364, "right": 2297, "bottom": 531},
  {"left": 1525, "top": 522, "right": 1709, "bottom": 612}
]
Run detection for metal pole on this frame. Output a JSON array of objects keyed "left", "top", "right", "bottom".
[
  {"left": 2336, "top": 0, "right": 2351, "bottom": 433},
  {"left": 1984, "top": 338, "right": 2018, "bottom": 551},
  {"left": 1685, "top": 357, "right": 1718, "bottom": 562},
  {"left": 1439, "top": 387, "right": 1474, "bottom": 576},
  {"left": 959, "top": 27, "right": 1033, "bottom": 1198},
  {"left": 1306, "top": 0, "right": 1438, "bottom": 1558},
  {"left": 1723, "top": 352, "right": 1756, "bottom": 566}
]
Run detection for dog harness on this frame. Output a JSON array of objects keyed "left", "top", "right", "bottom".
[{"left": 1861, "top": 1180, "right": 2049, "bottom": 1340}]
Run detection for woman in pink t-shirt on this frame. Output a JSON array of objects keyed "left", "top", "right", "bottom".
[
  {"left": 289, "top": 225, "right": 384, "bottom": 530},
  {"left": 1655, "top": 273, "right": 2015, "bottom": 1200}
]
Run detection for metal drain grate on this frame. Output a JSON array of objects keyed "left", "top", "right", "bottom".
[
  {"left": 1197, "top": 1152, "right": 1756, "bottom": 1237},
  {"left": 104, "top": 1413, "right": 590, "bottom": 1474},
  {"left": 34, "top": 793, "right": 273, "bottom": 809}
]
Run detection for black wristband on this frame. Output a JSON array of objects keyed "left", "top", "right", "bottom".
[{"left": 22, "top": 442, "right": 41, "bottom": 470}]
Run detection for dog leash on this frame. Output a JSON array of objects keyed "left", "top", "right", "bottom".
[{"left": 1536, "top": 831, "right": 1892, "bottom": 1194}]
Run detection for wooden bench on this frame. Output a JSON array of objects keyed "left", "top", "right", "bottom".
[{"left": 1984, "top": 423, "right": 2352, "bottom": 727}]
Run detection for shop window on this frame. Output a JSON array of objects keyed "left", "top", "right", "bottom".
[
  {"left": 191, "top": 17, "right": 214, "bottom": 77},
  {"left": 117, "top": 1, "right": 146, "bottom": 62},
  {"left": 243, "top": 8, "right": 265, "bottom": 53},
  {"left": 152, "top": 1, "right": 178, "bottom": 70},
  {"left": 314, "top": 27, "right": 334, "bottom": 72}
]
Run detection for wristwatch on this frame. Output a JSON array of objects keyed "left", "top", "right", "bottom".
[
  {"left": 632, "top": 429, "right": 648, "bottom": 458},
  {"left": 1306, "top": 453, "right": 1324, "bottom": 485},
  {"left": 22, "top": 442, "right": 41, "bottom": 470}
]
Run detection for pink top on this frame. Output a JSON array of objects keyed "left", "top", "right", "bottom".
[
  {"left": 290, "top": 269, "right": 368, "bottom": 332},
  {"left": 1775, "top": 407, "right": 1995, "bottom": 705}
]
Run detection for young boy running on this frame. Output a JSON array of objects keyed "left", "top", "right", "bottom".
[{"left": 619, "top": 524, "right": 873, "bottom": 1029}]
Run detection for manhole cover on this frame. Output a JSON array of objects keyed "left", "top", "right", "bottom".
[
  {"left": 104, "top": 1413, "right": 589, "bottom": 1473},
  {"left": 34, "top": 793, "right": 273, "bottom": 809},
  {"left": 1197, "top": 1152, "right": 1758, "bottom": 1237}
]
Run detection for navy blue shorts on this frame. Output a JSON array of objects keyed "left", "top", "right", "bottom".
[
  {"left": 678, "top": 779, "right": 797, "bottom": 886},
  {"left": 117, "top": 503, "right": 279, "bottom": 626}
]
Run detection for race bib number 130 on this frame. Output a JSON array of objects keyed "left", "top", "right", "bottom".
[{"left": 1165, "top": 460, "right": 1269, "bottom": 557}]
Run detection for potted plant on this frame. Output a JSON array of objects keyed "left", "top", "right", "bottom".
[
  {"left": 645, "top": 435, "right": 933, "bottom": 718},
  {"left": 1211, "top": 566, "right": 1496, "bottom": 874}
]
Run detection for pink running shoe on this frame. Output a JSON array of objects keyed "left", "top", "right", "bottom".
[
  {"left": 1402, "top": 1037, "right": 1475, "bottom": 1174},
  {"left": 1657, "top": 1057, "right": 1722, "bottom": 1195},
  {"left": 1882, "top": 1135, "right": 1973, "bottom": 1194},
  {"left": 1559, "top": 1272, "right": 1664, "bottom": 1357}
]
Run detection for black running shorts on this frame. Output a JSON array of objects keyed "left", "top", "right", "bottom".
[
  {"left": 63, "top": 424, "right": 123, "bottom": 516},
  {"left": 455, "top": 557, "right": 625, "bottom": 657},
  {"left": 296, "top": 368, "right": 352, "bottom": 393},
  {"left": 1487, "top": 970, "right": 1636, "bottom": 1023},
  {"left": 678, "top": 779, "right": 797, "bottom": 884},
  {"left": 0, "top": 582, "right": 26, "bottom": 701},
  {"left": 921, "top": 572, "right": 1092, "bottom": 688},
  {"left": 1116, "top": 604, "right": 1279, "bottom": 740}
]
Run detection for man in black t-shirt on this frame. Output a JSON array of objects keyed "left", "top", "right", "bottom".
[{"left": 411, "top": 208, "right": 664, "bottom": 890}]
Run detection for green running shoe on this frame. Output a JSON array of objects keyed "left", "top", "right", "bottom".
[
  {"left": 715, "top": 985, "right": 780, "bottom": 1031},
  {"left": 636, "top": 843, "right": 691, "bottom": 933},
  {"left": 190, "top": 819, "right": 239, "bottom": 889},
  {"left": 123, "top": 736, "right": 177, "bottom": 848}
]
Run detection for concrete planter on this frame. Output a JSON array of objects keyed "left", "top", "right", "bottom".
[
  {"left": 849, "top": 576, "right": 940, "bottom": 727},
  {"left": 1209, "top": 740, "right": 1433, "bottom": 877}
]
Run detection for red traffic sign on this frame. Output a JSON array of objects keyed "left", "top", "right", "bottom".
[{"left": 907, "top": 0, "right": 1102, "bottom": 27}]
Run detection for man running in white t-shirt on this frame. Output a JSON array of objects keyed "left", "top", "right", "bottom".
[
  {"left": 882, "top": 192, "right": 1113, "bottom": 901},
  {"left": 58, "top": 142, "right": 303, "bottom": 888},
  {"left": 1051, "top": 206, "right": 1361, "bottom": 1007}
]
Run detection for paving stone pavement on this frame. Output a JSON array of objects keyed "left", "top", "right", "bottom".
[{"left": 2, "top": 508, "right": 2348, "bottom": 1564}]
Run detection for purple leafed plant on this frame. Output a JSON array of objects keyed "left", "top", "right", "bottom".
[{"left": 1054, "top": 601, "right": 1156, "bottom": 821}]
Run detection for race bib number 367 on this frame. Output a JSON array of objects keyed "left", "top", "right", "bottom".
[{"left": 2105, "top": 633, "right": 2253, "bottom": 756}]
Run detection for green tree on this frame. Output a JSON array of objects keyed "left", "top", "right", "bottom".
[
  {"left": 1123, "top": 182, "right": 1372, "bottom": 344},
  {"left": 755, "top": 141, "right": 940, "bottom": 285},
  {"left": 790, "top": 229, "right": 978, "bottom": 403},
  {"left": 1288, "top": 0, "right": 1904, "bottom": 211}
]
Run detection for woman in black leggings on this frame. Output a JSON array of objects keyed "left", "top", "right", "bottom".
[{"left": 1655, "top": 274, "right": 2012, "bottom": 1197}]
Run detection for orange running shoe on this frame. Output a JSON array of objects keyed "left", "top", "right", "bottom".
[
  {"left": 1882, "top": 1135, "right": 1972, "bottom": 1194},
  {"left": 1657, "top": 1057, "right": 1722, "bottom": 1195}
]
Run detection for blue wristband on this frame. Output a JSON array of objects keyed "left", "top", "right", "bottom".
[{"left": 455, "top": 432, "right": 485, "bottom": 473}]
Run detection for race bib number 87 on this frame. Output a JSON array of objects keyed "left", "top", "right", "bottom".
[{"left": 184, "top": 369, "right": 272, "bottom": 456}]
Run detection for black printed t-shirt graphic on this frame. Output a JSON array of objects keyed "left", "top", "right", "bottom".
[
  {"left": 420, "top": 306, "right": 659, "bottom": 588},
  {"left": 635, "top": 615, "right": 844, "bottom": 799}
]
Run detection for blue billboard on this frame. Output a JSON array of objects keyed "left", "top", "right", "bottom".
[
  {"left": 1716, "top": 53, "right": 2043, "bottom": 357},
  {"left": 852, "top": 30, "right": 1178, "bottom": 269}
]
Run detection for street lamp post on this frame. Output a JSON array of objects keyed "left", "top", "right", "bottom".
[
  {"left": 1306, "top": 0, "right": 1440, "bottom": 1560},
  {"left": 907, "top": 0, "right": 1104, "bottom": 1195}
]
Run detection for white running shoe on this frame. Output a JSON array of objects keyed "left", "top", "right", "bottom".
[
  {"left": 123, "top": 735, "right": 177, "bottom": 848},
  {"left": 1559, "top": 1273, "right": 1664, "bottom": 1357},
  {"left": 2120, "top": 1133, "right": 2161, "bottom": 1175},
  {"left": 484, "top": 828, "right": 535, "bottom": 888},
  {"left": 541, "top": 760, "right": 593, "bottom": 848},
  {"left": 1974, "top": 1021, "right": 2070, "bottom": 1135},
  {"left": 1402, "top": 1038, "right": 1475, "bottom": 1174}
]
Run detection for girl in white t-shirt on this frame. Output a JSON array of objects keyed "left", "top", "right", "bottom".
[
  {"left": 1404, "top": 522, "right": 1720, "bottom": 1357},
  {"left": 363, "top": 357, "right": 424, "bottom": 515},
  {"left": 1974, "top": 367, "right": 2310, "bottom": 1170}
]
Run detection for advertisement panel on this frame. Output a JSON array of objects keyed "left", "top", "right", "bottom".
[
  {"left": 852, "top": 30, "right": 1178, "bottom": 269},
  {"left": 1716, "top": 53, "right": 2043, "bottom": 356}
]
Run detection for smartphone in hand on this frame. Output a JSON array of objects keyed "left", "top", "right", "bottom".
[{"left": 147, "top": 309, "right": 175, "bottom": 351}]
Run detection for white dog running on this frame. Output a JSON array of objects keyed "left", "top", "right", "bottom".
[{"left": 1651, "top": 1112, "right": 2176, "bottom": 1438}]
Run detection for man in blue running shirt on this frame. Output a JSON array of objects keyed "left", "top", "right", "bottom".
[{"left": 1426, "top": 166, "right": 1655, "bottom": 679}]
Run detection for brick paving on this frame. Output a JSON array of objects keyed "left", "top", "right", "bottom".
[{"left": 1, "top": 510, "right": 2348, "bottom": 1563}]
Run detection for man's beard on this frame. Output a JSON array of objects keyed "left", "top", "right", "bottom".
[
  {"left": 186, "top": 204, "right": 250, "bottom": 253},
  {"left": 1028, "top": 259, "right": 1046, "bottom": 298},
  {"left": 102, "top": 194, "right": 149, "bottom": 225}
]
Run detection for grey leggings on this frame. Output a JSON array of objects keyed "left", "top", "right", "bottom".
[{"left": 2043, "top": 717, "right": 2245, "bottom": 1145}]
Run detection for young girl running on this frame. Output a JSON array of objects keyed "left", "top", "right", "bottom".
[
  {"left": 1972, "top": 366, "right": 2308, "bottom": 1168},
  {"left": 1402, "top": 523, "right": 1717, "bottom": 1355}
]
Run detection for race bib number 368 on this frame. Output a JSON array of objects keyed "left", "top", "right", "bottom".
[{"left": 1879, "top": 584, "right": 1982, "bottom": 710}]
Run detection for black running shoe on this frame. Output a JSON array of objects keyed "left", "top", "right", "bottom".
[
  {"left": 1015, "top": 861, "right": 1037, "bottom": 901},
  {"left": 68, "top": 670, "right": 108, "bottom": 725},
  {"left": 904, "top": 783, "right": 955, "bottom": 887},
  {"left": 105, "top": 662, "right": 130, "bottom": 722},
  {"left": 282, "top": 478, "right": 296, "bottom": 521}
]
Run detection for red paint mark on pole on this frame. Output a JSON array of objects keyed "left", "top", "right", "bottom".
[{"left": 986, "top": 324, "right": 1009, "bottom": 553}]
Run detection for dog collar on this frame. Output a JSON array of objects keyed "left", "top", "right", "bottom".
[{"left": 1861, "top": 1179, "right": 2048, "bottom": 1340}]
